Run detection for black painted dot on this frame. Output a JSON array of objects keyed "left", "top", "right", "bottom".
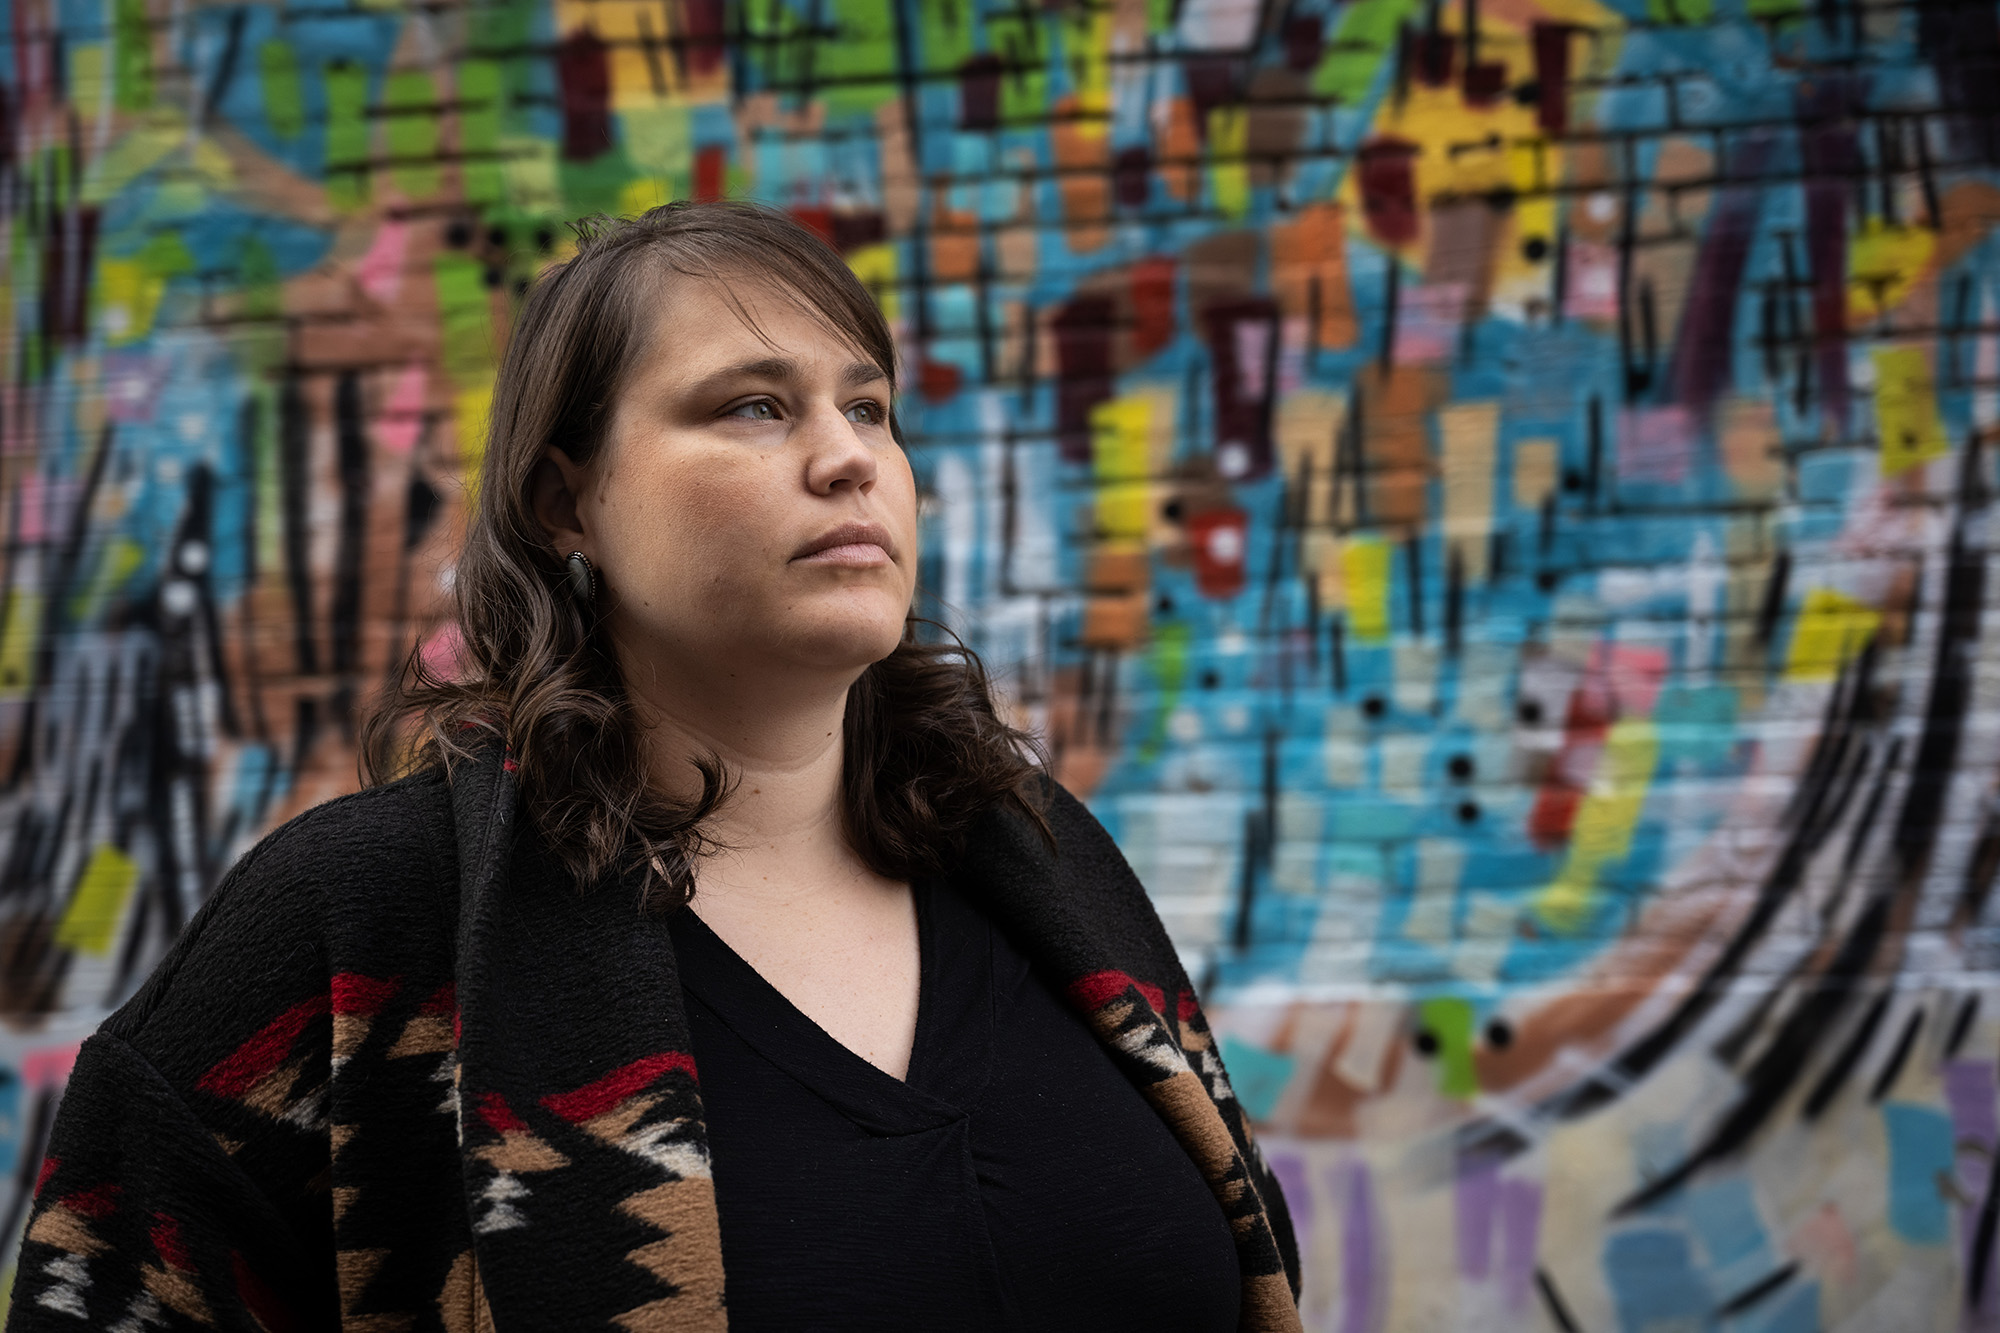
[
  {"left": 534, "top": 227, "right": 555, "bottom": 253},
  {"left": 1517, "top": 698, "right": 1544, "bottom": 726},
  {"left": 445, "top": 220, "right": 473, "bottom": 249},
  {"left": 482, "top": 265, "right": 505, "bottom": 289},
  {"left": 1522, "top": 235, "right": 1549, "bottom": 262},
  {"left": 1486, "top": 185, "right": 1517, "bottom": 212},
  {"left": 1512, "top": 80, "right": 1540, "bottom": 106},
  {"left": 1413, "top": 1029, "right": 1440, "bottom": 1056},
  {"left": 1561, "top": 468, "right": 1584, "bottom": 492},
  {"left": 1457, "top": 800, "right": 1481, "bottom": 824},
  {"left": 486, "top": 225, "right": 508, "bottom": 249},
  {"left": 1162, "top": 497, "right": 1186, "bottom": 522},
  {"left": 1536, "top": 569, "right": 1561, "bottom": 592},
  {"left": 1486, "top": 1019, "right": 1514, "bottom": 1050},
  {"left": 1361, "top": 694, "right": 1387, "bottom": 719},
  {"left": 1447, "top": 754, "right": 1474, "bottom": 781},
  {"left": 513, "top": 277, "right": 530, "bottom": 297},
  {"left": 1200, "top": 669, "right": 1222, "bottom": 690},
  {"left": 1156, "top": 594, "right": 1176, "bottom": 616}
]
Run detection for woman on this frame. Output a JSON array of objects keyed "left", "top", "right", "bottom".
[{"left": 9, "top": 202, "right": 1301, "bottom": 1332}]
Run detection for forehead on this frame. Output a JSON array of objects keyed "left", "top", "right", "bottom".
[{"left": 639, "top": 271, "right": 887, "bottom": 381}]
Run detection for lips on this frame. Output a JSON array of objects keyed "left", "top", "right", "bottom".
[{"left": 791, "top": 520, "right": 895, "bottom": 564}]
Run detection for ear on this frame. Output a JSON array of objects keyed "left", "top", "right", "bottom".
[{"left": 529, "top": 448, "right": 589, "bottom": 558}]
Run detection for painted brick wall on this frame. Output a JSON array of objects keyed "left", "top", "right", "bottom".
[{"left": 1, "top": 0, "right": 1997, "bottom": 1325}]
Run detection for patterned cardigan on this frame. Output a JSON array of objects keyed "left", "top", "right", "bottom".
[{"left": 7, "top": 745, "right": 1303, "bottom": 1331}]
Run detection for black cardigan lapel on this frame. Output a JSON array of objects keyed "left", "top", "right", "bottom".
[
  {"left": 958, "top": 782, "right": 1305, "bottom": 1332},
  {"left": 449, "top": 744, "right": 726, "bottom": 1331}
]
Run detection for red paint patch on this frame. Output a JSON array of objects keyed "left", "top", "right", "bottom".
[
  {"left": 197, "top": 996, "right": 331, "bottom": 1099},
  {"left": 694, "top": 145, "right": 727, "bottom": 202},
  {"left": 919, "top": 358, "right": 963, "bottom": 403},
  {"left": 331, "top": 973, "right": 400, "bottom": 1017},
  {"left": 1131, "top": 256, "right": 1177, "bottom": 359},
  {"left": 1357, "top": 137, "right": 1421, "bottom": 246},
  {"left": 541, "top": 1052, "right": 698, "bottom": 1124}
]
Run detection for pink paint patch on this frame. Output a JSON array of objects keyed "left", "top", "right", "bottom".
[
  {"left": 1618, "top": 406, "right": 1697, "bottom": 485},
  {"left": 1395, "top": 281, "right": 1468, "bottom": 363},
  {"left": 356, "top": 220, "right": 409, "bottom": 304},
  {"left": 21, "top": 1041, "right": 80, "bottom": 1089},
  {"left": 14, "top": 473, "right": 45, "bottom": 544},
  {"left": 1788, "top": 1201, "right": 1857, "bottom": 1288},
  {"left": 1565, "top": 240, "right": 1620, "bottom": 320},
  {"left": 376, "top": 363, "right": 428, "bottom": 456},
  {"left": 1596, "top": 641, "right": 1669, "bottom": 719},
  {"left": 418, "top": 621, "right": 468, "bottom": 682}
]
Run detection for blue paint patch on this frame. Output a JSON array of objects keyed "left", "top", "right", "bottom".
[
  {"left": 1882, "top": 1102, "right": 1956, "bottom": 1245},
  {"left": 1603, "top": 1227, "right": 1712, "bottom": 1333},
  {"left": 1746, "top": 1279, "right": 1820, "bottom": 1333},
  {"left": 1217, "top": 1035, "right": 1295, "bottom": 1123}
]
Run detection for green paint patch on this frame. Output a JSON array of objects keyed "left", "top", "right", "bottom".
[
  {"left": 819, "top": 0, "right": 900, "bottom": 116},
  {"left": 383, "top": 71, "right": 442, "bottom": 200},
  {"left": 114, "top": 0, "right": 152, "bottom": 110},
  {"left": 459, "top": 60, "right": 506, "bottom": 205},
  {"left": 1314, "top": 0, "right": 1420, "bottom": 105},
  {"left": 1137, "top": 621, "right": 1191, "bottom": 762},
  {"left": 324, "top": 61, "right": 372, "bottom": 210},
  {"left": 434, "top": 253, "right": 494, "bottom": 386},
  {"left": 1418, "top": 996, "right": 1478, "bottom": 1098},
  {"left": 259, "top": 41, "right": 304, "bottom": 140}
]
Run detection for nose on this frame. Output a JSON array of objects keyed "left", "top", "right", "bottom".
[{"left": 800, "top": 398, "right": 880, "bottom": 496}]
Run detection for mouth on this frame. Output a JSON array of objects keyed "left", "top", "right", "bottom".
[{"left": 791, "top": 521, "right": 895, "bottom": 567}]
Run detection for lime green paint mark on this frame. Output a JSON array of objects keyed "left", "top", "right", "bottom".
[
  {"left": 259, "top": 41, "right": 304, "bottom": 140},
  {"left": 114, "top": 0, "right": 152, "bottom": 110},
  {"left": 819, "top": 0, "right": 900, "bottom": 115},
  {"left": 384, "top": 71, "right": 442, "bottom": 199},
  {"left": 920, "top": 0, "right": 977, "bottom": 74},
  {"left": 1138, "top": 621, "right": 1191, "bottom": 763},
  {"left": 1314, "top": 0, "right": 1421, "bottom": 105},
  {"left": 324, "top": 61, "right": 372, "bottom": 211},
  {"left": 458, "top": 60, "right": 505, "bottom": 205},
  {"left": 1418, "top": 997, "right": 1478, "bottom": 1098},
  {"left": 57, "top": 844, "right": 140, "bottom": 955},
  {"left": 1648, "top": 0, "right": 1714, "bottom": 22},
  {"left": 0, "top": 590, "right": 39, "bottom": 697},
  {"left": 988, "top": 12, "right": 1047, "bottom": 123},
  {"left": 434, "top": 253, "right": 493, "bottom": 387}
]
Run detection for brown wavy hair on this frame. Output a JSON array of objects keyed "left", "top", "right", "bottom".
[{"left": 361, "top": 200, "right": 1048, "bottom": 907}]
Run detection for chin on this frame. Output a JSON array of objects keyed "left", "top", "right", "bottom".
[{"left": 775, "top": 608, "right": 910, "bottom": 672}]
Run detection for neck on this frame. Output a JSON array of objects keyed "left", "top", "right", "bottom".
[{"left": 624, "top": 653, "right": 863, "bottom": 903}]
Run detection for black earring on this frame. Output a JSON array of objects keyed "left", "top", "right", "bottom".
[{"left": 566, "top": 551, "right": 596, "bottom": 602}]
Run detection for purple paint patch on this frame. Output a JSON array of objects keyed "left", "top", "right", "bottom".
[
  {"left": 1497, "top": 1179, "right": 1544, "bottom": 1312},
  {"left": 1619, "top": 406, "right": 1697, "bottom": 484},
  {"left": 1267, "top": 1150, "right": 1313, "bottom": 1253},
  {"left": 1343, "top": 1159, "right": 1382, "bottom": 1333},
  {"left": 1457, "top": 1154, "right": 1500, "bottom": 1280},
  {"left": 1947, "top": 1060, "right": 1998, "bottom": 1315}
]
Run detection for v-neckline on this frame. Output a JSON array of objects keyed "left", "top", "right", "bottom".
[{"left": 671, "top": 881, "right": 967, "bottom": 1135}]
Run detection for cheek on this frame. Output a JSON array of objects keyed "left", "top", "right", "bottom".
[{"left": 595, "top": 454, "right": 780, "bottom": 596}]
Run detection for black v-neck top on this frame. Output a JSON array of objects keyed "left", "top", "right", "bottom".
[{"left": 668, "top": 879, "right": 1242, "bottom": 1331}]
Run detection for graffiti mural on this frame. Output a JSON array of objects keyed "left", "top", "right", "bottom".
[{"left": 2, "top": 0, "right": 2000, "bottom": 1324}]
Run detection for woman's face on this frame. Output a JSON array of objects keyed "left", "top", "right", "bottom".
[{"left": 554, "top": 274, "right": 918, "bottom": 695}]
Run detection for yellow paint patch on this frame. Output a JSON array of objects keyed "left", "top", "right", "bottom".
[
  {"left": 1848, "top": 218, "right": 1935, "bottom": 321},
  {"left": 455, "top": 382, "right": 494, "bottom": 493},
  {"left": 1208, "top": 107, "right": 1249, "bottom": 219},
  {"left": 847, "top": 244, "right": 899, "bottom": 322},
  {"left": 1873, "top": 345, "right": 1951, "bottom": 476},
  {"left": 1513, "top": 438, "right": 1559, "bottom": 510},
  {"left": 1341, "top": 536, "right": 1393, "bottom": 641},
  {"left": 1785, "top": 588, "right": 1881, "bottom": 683},
  {"left": 95, "top": 258, "right": 166, "bottom": 346},
  {"left": 57, "top": 844, "right": 140, "bottom": 956},
  {"left": 1534, "top": 720, "right": 1659, "bottom": 934},
  {"left": 0, "top": 589, "right": 39, "bottom": 698}
]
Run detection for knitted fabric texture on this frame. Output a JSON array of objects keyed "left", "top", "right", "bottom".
[{"left": 7, "top": 745, "right": 1303, "bottom": 1331}]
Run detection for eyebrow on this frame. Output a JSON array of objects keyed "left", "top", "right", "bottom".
[{"left": 682, "top": 356, "right": 889, "bottom": 400}]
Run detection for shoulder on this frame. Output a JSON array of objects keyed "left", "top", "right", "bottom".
[{"left": 105, "top": 766, "right": 457, "bottom": 1049}]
